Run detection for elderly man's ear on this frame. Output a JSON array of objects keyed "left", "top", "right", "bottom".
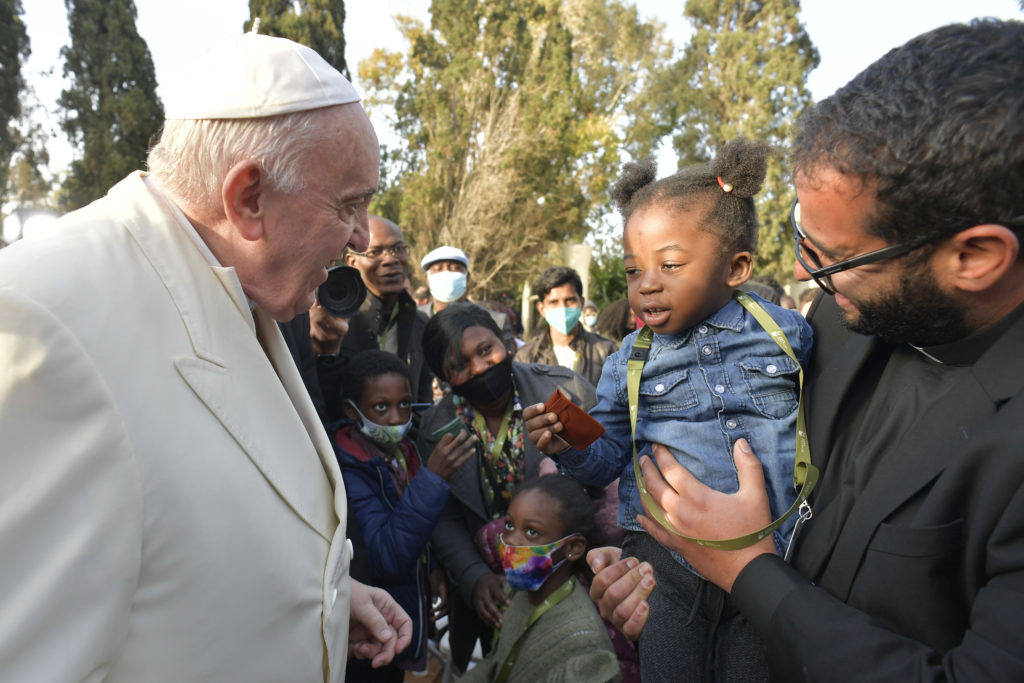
[
  {"left": 222, "top": 160, "right": 267, "bottom": 241},
  {"left": 940, "top": 224, "right": 1021, "bottom": 293}
]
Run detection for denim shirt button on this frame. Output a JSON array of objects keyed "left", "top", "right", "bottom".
[
  {"left": 714, "top": 384, "right": 725, "bottom": 394},
  {"left": 702, "top": 345, "right": 713, "bottom": 356},
  {"left": 655, "top": 383, "right": 665, "bottom": 392},
  {"left": 726, "top": 418, "right": 738, "bottom": 429},
  {"left": 766, "top": 364, "right": 778, "bottom": 374},
  {"left": 698, "top": 325, "right": 709, "bottom": 334}
]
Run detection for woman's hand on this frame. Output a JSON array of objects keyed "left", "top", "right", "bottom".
[
  {"left": 523, "top": 402, "right": 570, "bottom": 455},
  {"left": 426, "top": 429, "right": 478, "bottom": 481},
  {"left": 472, "top": 572, "right": 511, "bottom": 630}
]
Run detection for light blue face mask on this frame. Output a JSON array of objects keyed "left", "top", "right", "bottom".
[
  {"left": 582, "top": 314, "right": 598, "bottom": 329},
  {"left": 427, "top": 270, "right": 467, "bottom": 303},
  {"left": 346, "top": 400, "right": 412, "bottom": 451},
  {"left": 544, "top": 306, "right": 582, "bottom": 336}
]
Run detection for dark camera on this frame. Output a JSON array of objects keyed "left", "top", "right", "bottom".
[{"left": 316, "top": 265, "right": 367, "bottom": 318}]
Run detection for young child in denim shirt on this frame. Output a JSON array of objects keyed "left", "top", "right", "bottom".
[{"left": 525, "top": 138, "right": 812, "bottom": 682}]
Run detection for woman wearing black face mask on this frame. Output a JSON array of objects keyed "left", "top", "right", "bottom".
[{"left": 418, "top": 303, "right": 596, "bottom": 675}]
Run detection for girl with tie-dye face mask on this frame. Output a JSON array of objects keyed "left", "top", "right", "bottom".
[{"left": 460, "top": 475, "right": 621, "bottom": 683}]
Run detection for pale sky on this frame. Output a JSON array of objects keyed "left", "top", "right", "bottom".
[{"left": 19, "top": 0, "right": 1024, "bottom": 174}]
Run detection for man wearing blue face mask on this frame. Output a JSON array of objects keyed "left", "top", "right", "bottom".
[
  {"left": 516, "top": 266, "right": 618, "bottom": 387},
  {"left": 418, "top": 245, "right": 515, "bottom": 348}
]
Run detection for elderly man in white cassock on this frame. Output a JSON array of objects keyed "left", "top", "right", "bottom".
[{"left": 0, "top": 31, "right": 411, "bottom": 682}]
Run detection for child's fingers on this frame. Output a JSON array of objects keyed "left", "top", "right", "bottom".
[{"left": 522, "top": 402, "right": 548, "bottom": 420}]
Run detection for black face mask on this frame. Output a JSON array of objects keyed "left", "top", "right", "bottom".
[{"left": 452, "top": 355, "right": 513, "bottom": 406}]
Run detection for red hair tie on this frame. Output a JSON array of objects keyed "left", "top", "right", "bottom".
[{"left": 717, "top": 176, "right": 733, "bottom": 193}]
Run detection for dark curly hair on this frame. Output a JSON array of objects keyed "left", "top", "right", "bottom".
[
  {"left": 792, "top": 19, "right": 1024, "bottom": 247},
  {"left": 339, "top": 350, "right": 411, "bottom": 406},
  {"left": 611, "top": 137, "right": 770, "bottom": 255}
]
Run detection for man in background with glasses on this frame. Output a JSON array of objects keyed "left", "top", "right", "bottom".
[
  {"left": 311, "top": 216, "right": 433, "bottom": 424},
  {"left": 591, "top": 19, "right": 1024, "bottom": 681}
]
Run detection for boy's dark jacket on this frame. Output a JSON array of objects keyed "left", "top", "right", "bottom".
[{"left": 334, "top": 425, "right": 450, "bottom": 664}]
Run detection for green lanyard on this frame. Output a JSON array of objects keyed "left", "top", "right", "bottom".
[
  {"left": 494, "top": 577, "right": 575, "bottom": 683},
  {"left": 472, "top": 400, "right": 515, "bottom": 464},
  {"left": 627, "top": 291, "right": 819, "bottom": 550}
]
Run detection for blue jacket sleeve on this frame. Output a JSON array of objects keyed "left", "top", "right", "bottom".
[
  {"left": 557, "top": 348, "right": 634, "bottom": 486},
  {"left": 342, "top": 457, "right": 451, "bottom": 583}
]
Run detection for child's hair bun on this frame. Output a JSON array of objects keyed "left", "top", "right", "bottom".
[
  {"left": 610, "top": 157, "right": 657, "bottom": 211},
  {"left": 710, "top": 137, "right": 770, "bottom": 199}
]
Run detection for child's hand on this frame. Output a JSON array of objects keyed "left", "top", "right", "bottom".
[
  {"left": 426, "top": 429, "right": 478, "bottom": 481},
  {"left": 523, "top": 402, "right": 570, "bottom": 455}
]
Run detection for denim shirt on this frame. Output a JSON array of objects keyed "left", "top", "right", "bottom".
[{"left": 557, "top": 294, "right": 813, "bottom": 568}]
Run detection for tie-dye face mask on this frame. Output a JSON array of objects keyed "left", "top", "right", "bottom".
[{"left": 498, "top": 532, "right": 580, "bottom": 592}]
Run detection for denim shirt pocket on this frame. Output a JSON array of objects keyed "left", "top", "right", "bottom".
[
  {"left": 638, "top": 368, "right": 698, "bottom": 416},
  {"left": 737, "top": 355, "right": 800, "bottom": 419}
]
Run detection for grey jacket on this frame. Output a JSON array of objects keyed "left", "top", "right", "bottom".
[{"left": 417, "top": 362, "right": 596, "bottom": 605}]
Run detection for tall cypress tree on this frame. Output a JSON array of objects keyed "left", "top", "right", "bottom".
[
  {"left": 0, "top": 0, "right": 31, "bottom": 206},
  {"left": 245, "top": 0, "right": 348, "bottom": 78},
  {"left": 59, "top": 0, "right": 164, "bottom": 210}
]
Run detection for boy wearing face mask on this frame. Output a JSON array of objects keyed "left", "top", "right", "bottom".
[
  {"left": 335, "top": 350, "right": 478, "bottom": 682},
  {"left": 516, "top": 266, "right": 618, "bottom": 388},
  {"left": 418, "top": 246, "right": 516, "bottom": 349}
]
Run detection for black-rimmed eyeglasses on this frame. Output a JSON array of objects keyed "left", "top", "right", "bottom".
[
  {"left": 349, "top": 244, "right": 409, "bottom": 261},
  {"left": 790, "top": 199, "right": 938, "bottom": 295}
]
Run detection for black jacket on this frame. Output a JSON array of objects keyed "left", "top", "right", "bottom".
[{"left": 732, "top": 293, "right": 1024, "bottom": 681}]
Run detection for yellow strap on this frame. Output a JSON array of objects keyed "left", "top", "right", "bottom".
[
  {"left": 472, "top": 399, "right": 514, "bottom": 463},
  {"left": 627, "top": 291, "right": 818, "bottom": 550}
]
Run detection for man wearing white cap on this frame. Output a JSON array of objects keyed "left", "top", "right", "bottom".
[
  {"left": 0, "top": 32, "right": 410, "bottom": 682},
  {"left": 418, "top": 245, "right": 515, "bottom": 345}
]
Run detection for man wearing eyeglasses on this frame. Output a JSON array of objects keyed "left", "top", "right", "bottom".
[
  {"left": 311, "top": 216, "right": 433, "bottom": 422},
  {"left": 589, "top": 19, "right": 1024, "bottom": 681}
]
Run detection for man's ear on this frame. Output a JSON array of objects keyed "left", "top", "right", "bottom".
[
  {"left": 536, "top": 299, "right": 545, "bottom": 316},
  {"left": 221, "top": 160, "right": 267, "bottom": 242},
  {"left": 345, "top": 251, "right": 359, "bottom": 268},
  {"left": 942, "top": 224, "right": 1020, "bottom": 293},
  {"left": 725, "top": 251, "right": 754, "bottom": 287}
]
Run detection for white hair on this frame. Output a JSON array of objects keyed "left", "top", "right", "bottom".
[{"left": 147, "top": 107, "right": 335, "bottom": 212}]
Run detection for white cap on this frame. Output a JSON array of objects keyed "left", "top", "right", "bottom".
[
  {"left": 163, "top": 32, "right": 360, "bottom": 120},
  {"left": 421, "top": 246, "right": 469, "bottom": 270}
]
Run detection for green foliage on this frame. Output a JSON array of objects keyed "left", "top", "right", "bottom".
[
  {"left": 360, "top": 0, "right": 670, "bottom": 299},
  {"left": 59, "top": 0, "right": 164, "bottom": 210},
  {"left": 0, "top": 0, "right": 31, "bottom": 203},
  {"left": 588, "top": 253, "right": 626, "bottom": 309},
  {"left": 660, "top": 0, "right": 818, "bottom": 281},
  {"left": 245, "top": 0, "right": 348, "bottom": 78}
]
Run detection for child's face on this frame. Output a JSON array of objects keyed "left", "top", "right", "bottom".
[
  {"left": 503, "top": 489, "right": 568, "bottom": 547},
  {"left": 623, "top": 203, "right": 751, "bottom": 335},
  {"left": 349, "top": 372, "right": 412, "bottom": 426}
]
